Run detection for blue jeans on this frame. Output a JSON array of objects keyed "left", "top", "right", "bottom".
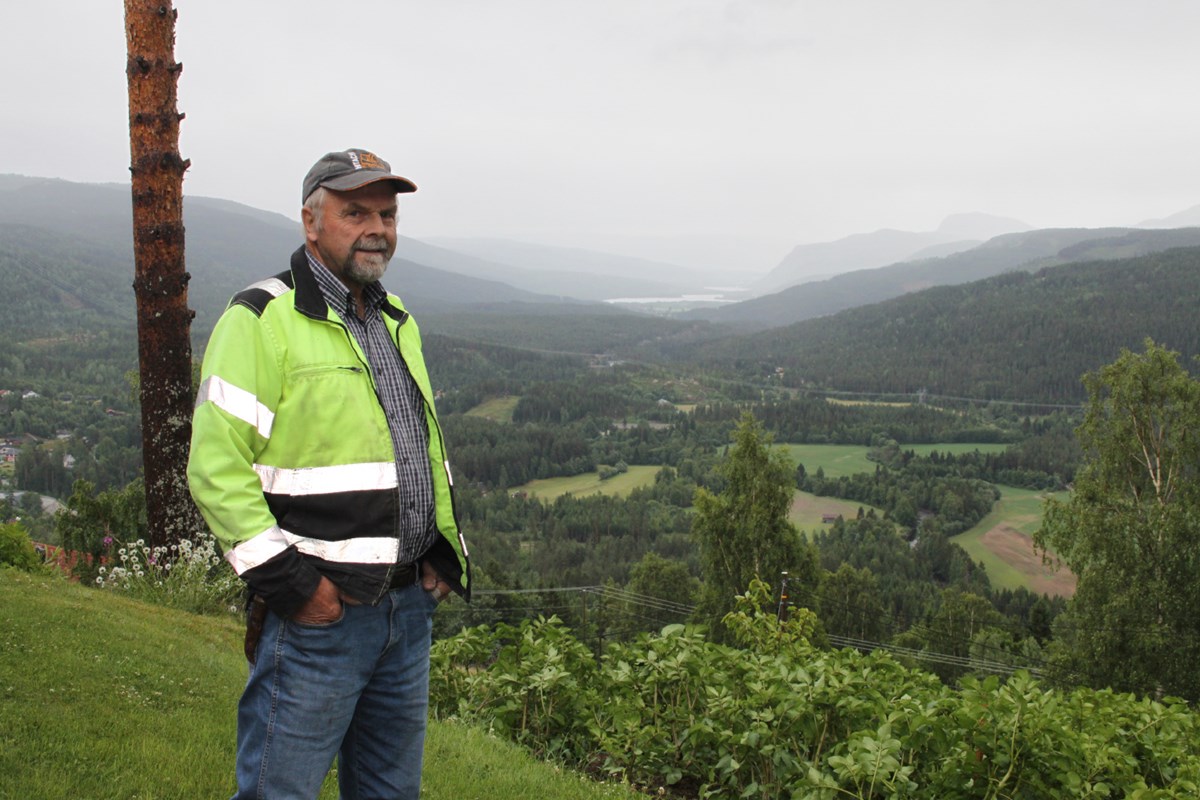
[{"left": 232, "top": 583, "right": 437, "bottom": 800}]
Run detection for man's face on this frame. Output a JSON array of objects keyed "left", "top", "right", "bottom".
[{"left": 303, "top": 182, "right": 399, "bottom": 286}]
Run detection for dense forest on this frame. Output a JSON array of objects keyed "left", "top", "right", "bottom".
[{"left": 684, "top": 247, "right": 1200, "bottom": 403}]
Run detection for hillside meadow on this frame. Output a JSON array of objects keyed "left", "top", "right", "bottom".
[
  {"left": 788, "top": 491, "right": 887, "bottom": 531},
  {"left": 782, "top": 442, "right": 1009, "bottom": 479},
  {"left": 464, "top": 394, "right": 520, "bottom": 423},
  {"left": 0, "top": 569, "right": 638, "bottom": 800},
  {"left": 516, "top": 465, "right": 661, "bottom": 499},
  {"left": 952, "top": 485, "right": 1075, "bottom": 597}
]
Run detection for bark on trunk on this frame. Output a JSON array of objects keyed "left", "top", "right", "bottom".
[{"left": 124, "top": 0, "right": 200, "bottom": 549}]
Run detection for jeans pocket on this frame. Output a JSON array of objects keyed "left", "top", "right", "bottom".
[
  {"left": 289, "top": 603, "right": 347, "bottom": 629},
  {"left": 419, "top": 586, "right": 443, "bottom": 614}
]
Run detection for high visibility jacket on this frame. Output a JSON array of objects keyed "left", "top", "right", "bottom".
[{"left": 187, "top": 247, "right": 469, "bottom": 615}]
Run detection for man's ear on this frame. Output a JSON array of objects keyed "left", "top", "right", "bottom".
[{"left": 301, "top": 207, "right": 319, "bottom": 245}]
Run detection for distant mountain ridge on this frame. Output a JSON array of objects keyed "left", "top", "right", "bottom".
[
  {"left": 0, "top": 175, "right": 598, "bottom": 331},
  {"left": 1136, "top": 205, "right": 1200, "bottom": 228},
  {"left": 687, "top": 226, "right": 1200, "bottom": 331},
  {"left": 684, "top": 246, "right": 1200, "bottom": 404},
  {"left": 753, "top": 212, "right": 1032, "bottom": 293}
]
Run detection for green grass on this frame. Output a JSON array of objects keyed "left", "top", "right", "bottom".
[
  {"left": 464, "top": 395, "right": 520, "bottom": 423},
  {"left": 952, "top": 485, "right": 1074, "bottom": 596},
  {"left": 902, "top": 442, "right": 1008, "bottom": 457},
  {"left": 518, "top": 466, "right": 660, "bottom": 500},
  {"left": 0, "top": 569, "right": 639, "bottom": 800},
  {"left": 779, "top": 444, "right": 877, "bottom": 478},
  {"left": 789, "top": 489, "right": 888, "bottom": 532},
  {"left": 781, "top": 442, "right": 1009, "bottom": 480}
]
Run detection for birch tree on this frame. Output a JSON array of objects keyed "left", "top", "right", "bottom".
[{"left": 1036, "top": 339, "right": 1200, "bottom": 700}]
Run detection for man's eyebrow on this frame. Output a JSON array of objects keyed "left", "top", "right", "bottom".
[{"left": 341, "top": 200, "right": 399, "bottom": 214}]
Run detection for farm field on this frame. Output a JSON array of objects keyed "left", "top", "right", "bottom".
[
  {"left": 790, "top": 490, "right": 887, "bottom": 532},
  {"left": 780, "top": 444, "right": 875, "bottom": 478},
  {"left": 779, "top": 444, "right": 1071, "bottom": 597},
  {"left": 513, "top": 445, "right": 1068, "bottom": 599},
  {"left": 517, "top": 465, "right": 661, "bottom": 500},
  {"left": 780, "top": 442, "right": 1008, "bottom": 479},
  {"left": 825, "top": 398, "right": 914, "bottom": 408},
  {"left": 903, "top": 442, "right": 1009, "bottom": 457},
  {"left": 953, "top": 485, "right": 1075, "bottom": 597},
  {"left": 464, "top": 395, "right": 519, "bottom": 422}
]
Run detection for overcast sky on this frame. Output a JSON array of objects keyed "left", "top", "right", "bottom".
[{"left": 4, "top": 0, "right": 1199, "bottom": 272}]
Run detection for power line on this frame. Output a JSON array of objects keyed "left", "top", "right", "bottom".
[
  {"left": 435, "top": 334, "right": 1089, "bottom": 412},
  {"left": 456, "top": 583, "right": 1047, "bottom": 677}
]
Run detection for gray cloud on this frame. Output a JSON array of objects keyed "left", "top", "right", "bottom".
[{"left": 2, "top": 0, "right": 1199, "bottom": 274}]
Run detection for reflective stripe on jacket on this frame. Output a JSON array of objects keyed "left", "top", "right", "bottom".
[{"left": 187, "top": 246, "right": 469, "bottom": 615}]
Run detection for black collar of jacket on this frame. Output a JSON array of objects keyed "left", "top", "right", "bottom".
[{"left": 288, "top": 246, "right": 409, "bottom": 326}]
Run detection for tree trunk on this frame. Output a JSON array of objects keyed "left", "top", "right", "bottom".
[{"left": 124, "top": 0, "right": 200, "bottom": 549}]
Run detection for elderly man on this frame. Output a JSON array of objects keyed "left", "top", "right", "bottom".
[{"left": 188, "top": 148, "right": 470, "bottom": 799}]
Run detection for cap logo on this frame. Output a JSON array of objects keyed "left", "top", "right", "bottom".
[{"left": 351, "top": 151, "right": 387, "bottom": 171}]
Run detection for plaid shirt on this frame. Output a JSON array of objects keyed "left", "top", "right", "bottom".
[{"left": 305, "top": 249, "right": 436, "bottom": 564}]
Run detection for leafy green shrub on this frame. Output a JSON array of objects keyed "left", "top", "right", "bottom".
[
  {"left": 0, "top": 521, "right": 41, "bottom": 571},
  {"left": 431, "top": 595, "right": 1200, "bottom": 799},
  {"left": 431, "top": 616, "right": 598, "bottom": 761}
]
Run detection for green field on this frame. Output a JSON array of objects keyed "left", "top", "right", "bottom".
[
  {"left": 518, "top": 465, "right": 661, "bottom": 500},
  {"left": 825, "top": 398, "right": 914, "bottom": 408},
  {"left": 789, "top": 490, "right": 888, "bottom": 532},
  {"left": 780, "top": 444, "right": 876, "bottom": 478},
  {"left": 464, "top": 395, "right": 520, "bottom": 423},
  {"left": 780, "top": 443, "right": 1008, "bottom": 479},
  {"left": 952, "top": 485, "right": 1075, "bottom": 597},
  {"left": 903, "top": 442, "right": 1009, "bottom": 457}
]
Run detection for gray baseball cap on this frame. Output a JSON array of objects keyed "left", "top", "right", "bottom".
[{"left": 302, "top": 148, "right": 417, "bottom": 202}]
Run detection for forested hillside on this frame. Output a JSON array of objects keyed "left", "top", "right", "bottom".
[
  {"left": 0, "top": 175, "right": 593, "bottom": 329},
  {"left": 683, "top": 247, "right": 1200, "bottom": 403},
  {"left": 693, "top": 227, "right": 1200, "bottom": 330}
]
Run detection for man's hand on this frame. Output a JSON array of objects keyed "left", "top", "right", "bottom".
[
  {"left": 421, "top": 561, "right": 451, "bottom": 603},
  {"left": 292, "top": 576, "right": 345, "bottom": 624}
]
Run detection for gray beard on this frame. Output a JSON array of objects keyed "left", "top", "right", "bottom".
[{"left": 344, "top": 250, "right": 389, "bottom": 285}]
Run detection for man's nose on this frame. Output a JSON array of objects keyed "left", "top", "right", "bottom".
[{"left": 364, "top": 211, "right": 388, "bottom": 234}]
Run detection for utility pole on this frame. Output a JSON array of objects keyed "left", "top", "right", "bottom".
[
  {"left": 776, "top": 571, "right": 789, "bottom": 622},
  {"left": 124, "top": 0, "right": 200, "bottom": 549}
]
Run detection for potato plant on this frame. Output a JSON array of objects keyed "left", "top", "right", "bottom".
[{"left": 430, "top": 596, "right": 1200, "bottom": 799}]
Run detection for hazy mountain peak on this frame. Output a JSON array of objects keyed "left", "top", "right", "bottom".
[
  {"left": 1136, "top": 204, "right": 1200, "bottom": 229},
  {"left": 754, "top": 212, "right": 1031, "bottom": 294}
]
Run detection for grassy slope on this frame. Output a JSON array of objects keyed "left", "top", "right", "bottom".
[
  {"left": 518, "top": 466, "right": 661, "bottom": 500},
  {"left": 464, "top": 395, "right": 520, "bottom": 423},
  {"left": 789, "top": 490, "right": 887, "bottom": 532},
  {"left": 952, "top": 485, "right": 1075, "bottom": 596},
  {"left": 0, "top": 569, "right": 637, "bottom": 800},
  {"left": 781, "top": 442, "right": 1008, "bottom": 478}
]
